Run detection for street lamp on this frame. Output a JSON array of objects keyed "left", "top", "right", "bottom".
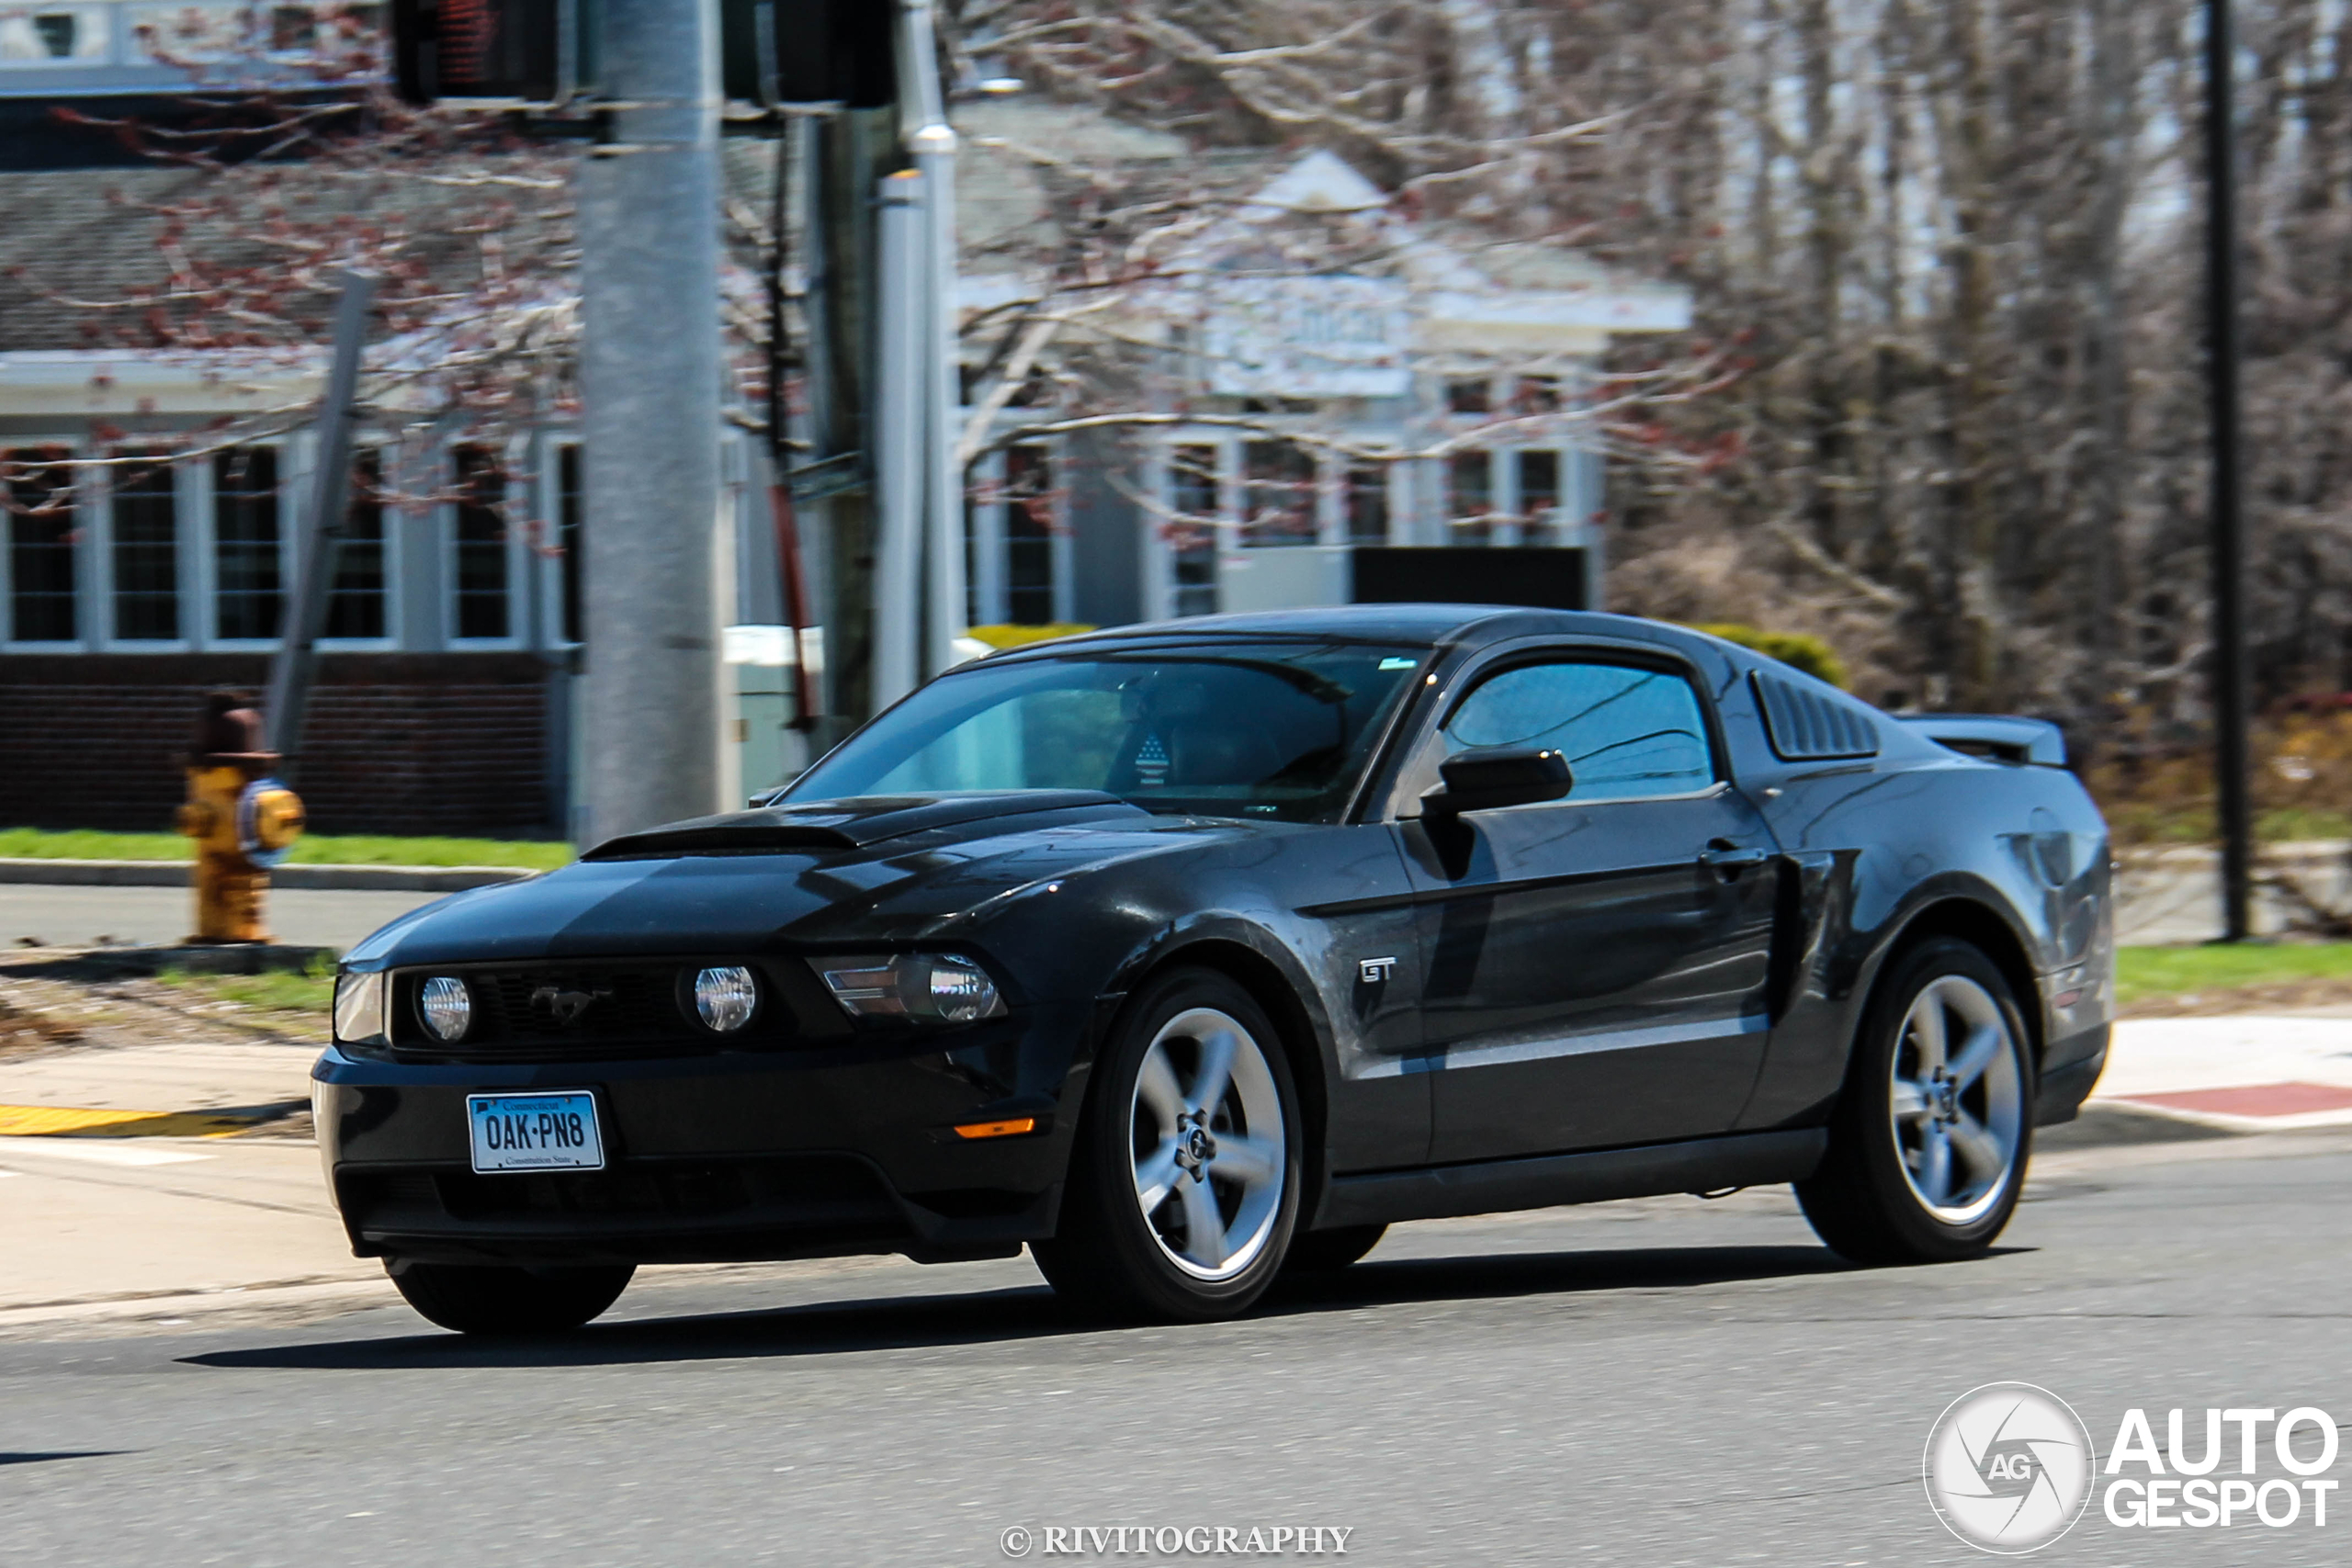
[{"left": 2205, "top": 0, "right": 2252, "bottom": 942}]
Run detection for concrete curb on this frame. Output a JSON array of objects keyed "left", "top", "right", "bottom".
[{"left": 0, "top": 858, "right": 538, "bottom": 893}]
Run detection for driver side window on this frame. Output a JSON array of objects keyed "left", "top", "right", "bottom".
[{"left": 1442, "top": 660, "right": 1715, "bottom": 802}]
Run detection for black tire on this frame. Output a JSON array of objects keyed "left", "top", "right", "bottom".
[
  {"left": 1033, "top": 967, "right": 1304, "bottom": 1322},
  {"left": 1797, "top": 938, "right": 2036, "bottom": 1266},
  {"left": 386, "top": 1259, "right": 635, "bottom": 1335},
  {"left": 1282, "top": 1224, "right": 1386, "bottom": 1274}
]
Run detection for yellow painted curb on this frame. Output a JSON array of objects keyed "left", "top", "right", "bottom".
[{"left": 0, "top": 1104, "right": 270, "bottom": 1139}]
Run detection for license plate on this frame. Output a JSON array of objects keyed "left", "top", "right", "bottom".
[{"left": 467, "top": 1092, "right": 605, "bottom": 1173}]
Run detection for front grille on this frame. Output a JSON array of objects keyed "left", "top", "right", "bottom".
[{"left": 388, "top": 959, "right": 799, "bottom": 1058}]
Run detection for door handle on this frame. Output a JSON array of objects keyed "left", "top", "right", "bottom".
[{"left": 1700, "top": 841, "right": 1770, "bottom": 875}]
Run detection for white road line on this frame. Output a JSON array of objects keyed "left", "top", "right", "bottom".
[{"left": 0, "top": 1137, "right": 211, "bottom": 1168}]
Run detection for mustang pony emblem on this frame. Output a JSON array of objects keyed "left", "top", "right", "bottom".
[{"left": 529, "top": 985, "right": 607, "bottom": 1025}]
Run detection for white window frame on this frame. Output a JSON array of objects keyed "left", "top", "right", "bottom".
[
  {"left": 201, "top": 437, "right": 291, "bottom": 651},
  {"left": 95, "top": 441, "right": 195, "bottom": 651},
  {"left": 535, "top": 435, "right": 584, "bottom": 650},
  {"left": 312, "top": 432, "right": 402, "bottom": 652},
  {"left": 441, "top": 434, "right": 528, "bottom": 650},
  {"left": 0, "top": 433, "right": 90, "bottom": 651},
  {"left": 0, "top": 4, "right": 116, "bottom": 68}
]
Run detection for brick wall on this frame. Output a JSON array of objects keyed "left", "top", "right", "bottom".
[{"left": 0, "top": 654, "right": 555, "bottom": 837}]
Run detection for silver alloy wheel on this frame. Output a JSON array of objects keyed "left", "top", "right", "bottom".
[
  {"left": 1128, "top": 1006, "right": 1287, "bottom": 1280},
  {"left": 1889, "top": 974, "right": 2025, "bottom": 1224}
]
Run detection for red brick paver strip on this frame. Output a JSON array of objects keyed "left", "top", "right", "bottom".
[{"left": 2114, "top": 1081, "right": 2352, "bottom": 1119}]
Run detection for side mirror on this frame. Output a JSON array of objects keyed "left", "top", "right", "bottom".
[{"left": 1420, "top": 747, "right": 1573, "bottom": 818}]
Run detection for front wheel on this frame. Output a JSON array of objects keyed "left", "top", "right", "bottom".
[
  {"left": 1796, "top": 938, "right": 2034, "bottom": 1265},
  {"left": 1033, "top": 968, "right": 1302, "bottom": 1322},
  {"left": 386, "top": 1259, "right": 634, "bottom": 1335}
]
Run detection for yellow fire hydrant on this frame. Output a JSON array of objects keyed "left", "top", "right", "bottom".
[{"left": 175, "top": 693, "right": 305, "bottom": 944}]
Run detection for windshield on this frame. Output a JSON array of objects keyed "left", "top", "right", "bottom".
[{"left": 786, "top": 641, "right": 1428, "bottom": 823}]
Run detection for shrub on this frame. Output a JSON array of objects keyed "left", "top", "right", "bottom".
[{"left": 1684, "top": 623, "right": 1850, "bottom": 688}]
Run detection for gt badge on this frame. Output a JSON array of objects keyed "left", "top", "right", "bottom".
[{"left": 1358, "top": 956, "right": 1397, "bottom": 985}]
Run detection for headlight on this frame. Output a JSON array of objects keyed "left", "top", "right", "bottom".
[
  {"left": 693, "top": 965, "right": 759, "bottom": 1032},
  {"left": 332, "top": 970, "right": 385, "bottom": 1043},
  {"left": 820, "top": 954, "right": 1006, "bottom": 1024},
  {"left": 418, "top": 976, "right": 473, "bottom": 1042}
]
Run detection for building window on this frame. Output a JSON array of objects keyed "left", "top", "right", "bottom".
[
  {"left": 1003, "top": 444, "right": 1055, "bottom": 626},
  {"left": 452, "top": 444, "right": 509, "bottom": 639},
  {"left": 1241, "top": 440, "right": 1316, "bottom": 547},
  {"left": 112, "top": 451, "right": 179, "bottom": 640},
  {"left": 0, "top": 10, "right": 99, "bottom": 61},
  {"left": 1517, "top": 450, "right": 1560, "bottom": 545},
  {"left": 5, "top": 447, "right": 76, "bottom": 642},
  {"left": 268, "top": 4, "right": 317, "bottom": 51},
  {"left": 1515, "top": 376, "right": 1562, "bottom": 413},
  {"left": 1446, "top": 377, "right": 1491, "bottom": 415},
  {"left": 325, "top": 450, "right": 386, "bottom": 638},
  {"left": 1345, "top": 465, "right": 1389, "bottom": 547},
  {"left": 1448, "top": 450, "right": 1492, "bottom": 546},
  {"left": 1170, "top": 443, "right": 1219, "bottom": 619},
  {"left": 214, "top": 446, "right": 281, "bottom": 639},
  {"left": 558, "top": 445, "right": 583, "bottom": 643}
]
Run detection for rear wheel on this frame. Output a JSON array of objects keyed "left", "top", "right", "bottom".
[
  {"left": 386, "top": 1259, "right": 634, "bottom": 1335},
  {"left": 1796, "top": 938, "right": 2033, "bottom": 1265},
  {"left": 1033, "top": 968, "right": 1302, "bottom": 1321},
  {"left": 1283, "top": 1224, "right": 1386, "bottom": 1273}
]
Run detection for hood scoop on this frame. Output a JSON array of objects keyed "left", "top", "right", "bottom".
[{"left": 582, "top": 791, "right": 1147, "bottom": 861}]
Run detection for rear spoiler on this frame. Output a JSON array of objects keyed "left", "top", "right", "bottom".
[{"left": 1894, "top": 714, "right": 2067, "bottom": 768}]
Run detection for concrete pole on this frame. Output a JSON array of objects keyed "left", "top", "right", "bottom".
[
  {"left": 264, "top": 267, "right": 379, "bottom": 770},
  {"left": 577, "top": 0, "right": 726, "bottom": 842},
  {"left": 900, "top": 0, "right": 966, "bottom": 675},
  {"left": 871, "top": 169, "right": 928, "bottom": 709}
]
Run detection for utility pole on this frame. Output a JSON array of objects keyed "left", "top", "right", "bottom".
[
  {"left": 264, "top": 266, "right": 379, "bottom": 772},
  {"left": 2205, "top": 0, "right": 2253, "bottom": 942},
  {"left": 576, "top": 0, "right": 726, "bottom": 842}
]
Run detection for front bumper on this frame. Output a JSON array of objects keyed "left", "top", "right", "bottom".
[{"left": 314, "top": 1007, "right": 1091, "bottom": 1267}]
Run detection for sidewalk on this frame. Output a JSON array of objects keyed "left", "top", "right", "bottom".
[{"left": 2094, "top": 1013, "right": 2352, "bottom": 1131}]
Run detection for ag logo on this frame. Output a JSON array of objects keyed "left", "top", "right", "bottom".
[{"left": 1923, "top": 1382, "right": 2096, "bottom": 1553}]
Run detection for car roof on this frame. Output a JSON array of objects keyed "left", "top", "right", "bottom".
[{"left": 1040, "top": 604, "right": 1694, "bottom": 653}]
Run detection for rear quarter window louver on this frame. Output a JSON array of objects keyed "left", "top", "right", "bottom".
[{"left": 1752, "top": 671, "right": 1882, "bottom": 761}]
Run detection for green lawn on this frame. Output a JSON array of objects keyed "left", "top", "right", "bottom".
[
  {"left": 0, "top": 828, "right": 572, "bottom": 871},
  {"left": 2115, "top": 942, "right": 2352, "bottom": 1006},
  {"left": 157, "top": 954, "right": 337, "bottom": 1017}
]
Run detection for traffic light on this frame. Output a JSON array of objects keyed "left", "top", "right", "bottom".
[
  {"left": 390, "top": 0, "right": 891, "bottom": 110},
  {"left": 390, "top": 0, "right": 592, "bottom": 106},
  {"left": 718, "top": 0, "right": 896, "bottom": 108}
]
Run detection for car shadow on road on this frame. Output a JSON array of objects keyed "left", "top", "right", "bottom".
[{"left": 176, "top": 1240, "right": 1936, "bottom": 1373}]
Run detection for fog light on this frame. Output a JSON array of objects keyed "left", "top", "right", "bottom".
[
  {"left": 693, "top": 965, "right": 759, "bottom": 1032},
  {"left": 418, "top": 976, "right": 472, "bottom": 1042},
  {"left": 820, "top": 954, "right": 1006, "bottom": 1023}
]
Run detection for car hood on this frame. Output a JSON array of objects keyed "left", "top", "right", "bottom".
[{"left": 345, "top": 792, "right": 1239, "bottom": 967}]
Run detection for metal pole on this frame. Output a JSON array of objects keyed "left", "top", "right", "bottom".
[
  {"left": 872, "top": 168, "right": 926, "bottom": 708},
  {"left": 901, "top": 0, "right": 966, "bottom": 675},
  {"left": 577, "top": 0, "right": 726, "bottom": 842},
  {"left": 263, "top": 266, "right": 379, "bottom": 771},
  {"left": 2206, "top": 0, "right": 2253, "bottom": 942}
]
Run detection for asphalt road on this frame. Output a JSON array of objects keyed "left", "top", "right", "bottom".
[
  {"left": 0, "top": 885, "right": 442, "bottom": 951},
  {"left": 4, "top": 1124, "right": 2348, "bottom": 1566}
]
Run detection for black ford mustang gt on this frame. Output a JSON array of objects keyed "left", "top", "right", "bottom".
[{"left": 317, "top": 605, "right": 2113, "bottom": 1333}]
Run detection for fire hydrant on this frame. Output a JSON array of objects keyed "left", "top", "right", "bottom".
[{"left": 175, "top": 692, "right": 305, "bottom": 943}]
